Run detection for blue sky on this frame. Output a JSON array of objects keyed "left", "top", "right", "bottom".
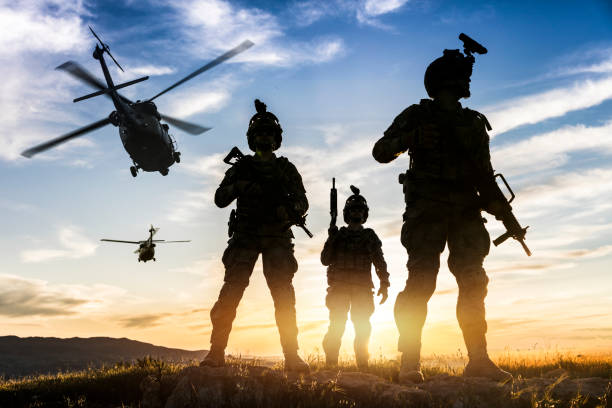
[{"left": 1, "top": 0, "right": 611, "bottom": 356}]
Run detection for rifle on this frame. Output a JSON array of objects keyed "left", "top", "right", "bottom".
[
  {"left": 329, "top": 178, "right": 338, "bottom": 234},
  {"left": 487, "top": 173, "right": 531, "bottom": 256},
  {"left": 222, "top": 146, "right": 313, "bottom": 238}
]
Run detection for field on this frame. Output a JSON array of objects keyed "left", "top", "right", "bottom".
[{"left": 0, "top": 352, "right": 610, "bottom": 407}]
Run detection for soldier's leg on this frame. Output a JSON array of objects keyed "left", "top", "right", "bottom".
[
  {"left": 262, "top": 239, "right": 308, "bottom": 371},
  {"left": 322, "top": 285, "right": 350, "bottom": 366},
  {"left": 350, "top": 286, "right": 375, "bottom": 369},
  {"left": 447, "top": 213, "right": 511, "bottom": 381},
  {"left": 395, "top": 205, "right": 447, "bottom": 383},
  {"left": 205, "top": 239, "right": 258, "bottom": 366}
]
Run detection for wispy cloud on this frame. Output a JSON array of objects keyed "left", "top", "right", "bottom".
[
  {"left": 485, "top": 76, "right": 612, "bottom": 136},
  {"left": 20, "top": 226, "right": 98, "bottom": 263},
  {"left": 0, "top": 274, "right": 87, "bottom": 317},
  {"left": 0, "top": 0, "right": 89, "bottom": 55},
  {"left": 492, "top": 121, "right": 612, "bottom": 177},
  {"left": 169, "top": 0, "right": 345, "bottom": 67},
  {"left": 290, "top": 0, "right": 410, "bottom": 28},
  {"left": 0, "top": 1, "right": 93, "bottom": 161},
  {"left": 119, "top": 313, "right": 172, "bottom": 328}
]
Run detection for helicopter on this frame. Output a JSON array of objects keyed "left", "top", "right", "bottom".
[
  {"left": 101, "top": 225, "right": 190, "bottom": 262},
  {"left": 21, "top": 27, "right": 253, "bottom": 177}
]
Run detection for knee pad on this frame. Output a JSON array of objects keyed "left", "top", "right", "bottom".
[{"left": 403, "top": 271, "right": 437, "bottom": 300}]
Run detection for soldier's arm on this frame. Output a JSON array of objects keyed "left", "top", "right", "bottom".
[
  {"left": 320, "top": 235, "right": 336, "bottom": 266},
  {"left": 372, "top": 105, "right": 420, "bottom": 163},
  {"left": 470, "top": 113, "right": 504, "bottom": 215},
  {"left": 369, "top": 230, "right": 390, "bottom": 287},
  {"left": 214, "top": 167, "right": 239, "bottom": 208},
  {"left": 285, "top": 161, "right": 309, "bottom": 215}
]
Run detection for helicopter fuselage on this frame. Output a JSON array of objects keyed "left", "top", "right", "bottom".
[
  {"left": 94, "top": 45, "right": 178, "bottom": 176},
  {"left": 111, "top": 102, "right": 177, "bottom": 173},
  {"left": 138, "top": 242, "right": 156, "bottom": 262}
]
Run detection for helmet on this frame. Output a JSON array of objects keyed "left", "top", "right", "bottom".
[
  {"left": 246, "top": 99, "right": 283, "bottom": 151},
  {"left": 424, "top": 49, "right": 474, "bottom": 98},
  {"left": 343, "top": 185, "right": 369, "bottom": 224}
]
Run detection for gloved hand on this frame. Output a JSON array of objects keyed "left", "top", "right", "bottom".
[{"left": 377, "top": 284, "right": 389, "bottom": 305}]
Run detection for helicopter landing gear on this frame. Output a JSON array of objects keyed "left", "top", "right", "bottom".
[
  {"left": 130, "top": 166, "right": 138, "bottom": 177},
  {"left": 159, "top": 168, "right": 169, "bottom": 176},
  {"left": 173, "top": 151, "right": 181, "bottom": 163},
  {"left": 153, "top": 258, "right": 156, "bottom": 262}
]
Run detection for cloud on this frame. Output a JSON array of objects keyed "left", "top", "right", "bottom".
[
  {"left": 0, "top": 1, "right": 92, "bottom": 161},
  {"left": 290, "top": 0, "right": 410, "bottom": 27},
  {"left": 20, "top": 226, "right": 98, "bottom": 263},
  {"left": 0, "top": 274, "right": 89, "bottom": 317},
  {"left": 167, "top": 89, "right": 231, "bottom": 118},
  {"left": 0, "top": 0, "right": 89, "bottom": 55},
  {"left": 119, "top": 64, "right": 177, "bottom": 77},
  {"left": 169, "top": 0, "right": 345, "bottom": 67},
  {"left": 491, "top": 122, "right": 612, "bottom": 177},
  {"left": 485, "top": 76, "right": 612, "bottom": 136},
  {"left": 119, "top": 313, "right": 172, "bottom": 328}
]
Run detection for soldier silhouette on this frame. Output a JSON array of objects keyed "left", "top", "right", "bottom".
[
  {"left": 321, "top": 185, "right": 389, "bottom": 369},
  {"left": 201, "top": 99, "right": 310, "bottom": 372},
  {"left": 372, "top": 34, "right": 512, "bottom": 383}
]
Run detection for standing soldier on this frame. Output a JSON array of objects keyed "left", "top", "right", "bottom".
[
  {"left": 201, "top": 99, "right": 310, "bottom": 372},
  {"left": 321, "top": 185, "right": 389, "bottom": 369},
  {"left": 372, "top": 35, "right": 517, "bottom": 383}
]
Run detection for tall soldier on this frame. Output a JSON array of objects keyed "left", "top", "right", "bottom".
[
  {"left": 320, "top": 185, "right": 389, "bottom": 369},
  {"left": 201, "top": 99, "right": 310, "bottom": 372},
  {"left": 372, "top": 35, "right": 514, "bottom": 383}
]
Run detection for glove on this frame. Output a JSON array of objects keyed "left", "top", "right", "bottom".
[{"left": 377, "top": 284, "right": 389, "bottom": 305}]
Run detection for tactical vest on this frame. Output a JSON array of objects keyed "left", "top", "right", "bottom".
[
  {"left": 233, "top": 155, "right": 294, "bottom": 236},
  {"left": 403, "top": 99, "right": 489, "bottom": 204},
  {"left": 327, "top": 227, "right": 376, "bottom": 286}
]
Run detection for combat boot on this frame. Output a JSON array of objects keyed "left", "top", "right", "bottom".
[
  {"left": 464, "top": 355, "right": 512, "bottom": 382},
  {"left": 200, "top": 346, "right": 225, "bottom": 367},
  {"left": 463, "top": 332, "right": 512, "bottom": 382},
  {"left": 325, "top": 353, "right": 338, "bottom": 368},
  {"left": 398, "top": 352, "right": 424, "bottom": 384},
  {"left": 355, "top": 350, "right": 369, "bottom": 370},
  {"left": 284, "top": 351, "right": 310, "bottom": 372}
]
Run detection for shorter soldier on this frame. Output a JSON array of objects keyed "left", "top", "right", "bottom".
[{"left": 321, "top": 186, "right": 390, "bottom": 368}]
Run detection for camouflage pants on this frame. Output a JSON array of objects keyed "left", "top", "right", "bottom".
[
  {"left": 322, "top": 284, "right": 375, "bottom": 362},
  {"left": 395, "top": 200, "right": 491, "bottom": 358},
  {"left": 209, "top": 234, "right": 299, "bottom": 353}
]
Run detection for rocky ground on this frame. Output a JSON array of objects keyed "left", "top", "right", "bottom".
[{"left": 139, "top": 364, "right": 612, "bottom": 408}]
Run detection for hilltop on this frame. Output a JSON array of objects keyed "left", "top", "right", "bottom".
[{"left": 0, "top": 336, "right": 207, "bottom": 378}]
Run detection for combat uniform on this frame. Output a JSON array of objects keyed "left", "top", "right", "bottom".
[
  {"left": 210, "top": 153, "right": 307, "bottom": 355},
  {"left": 320, "top": 188, "right": 389, "bottom": 367},
  {"left": 204, "top": 100, "right": 309, "bottom": 370},
  {"left": 373, "top": 97, "right": 499, "bottom": 377}
]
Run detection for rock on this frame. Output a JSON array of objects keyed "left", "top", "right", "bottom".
[
  {"left": 140, "top": 375, "right": 162, "bottom": 408},
  {"left": 543, "top": 368, "right": 568, "bottom": 378}
]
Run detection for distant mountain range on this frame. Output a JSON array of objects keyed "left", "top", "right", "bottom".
[{"left": 0, "top": 335, "right": 208, "bottom": 378}]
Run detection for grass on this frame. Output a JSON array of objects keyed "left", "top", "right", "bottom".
[{"left": 0, "top": 352, "right": 610, "bottom": 407}]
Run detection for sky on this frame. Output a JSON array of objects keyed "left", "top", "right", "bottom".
[{"left": 1, "top": 0, "right": 611, "bottom": 358}]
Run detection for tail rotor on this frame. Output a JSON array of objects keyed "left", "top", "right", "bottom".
[{"left": 89, "top": 26, "right": 124, "bottom": 72}]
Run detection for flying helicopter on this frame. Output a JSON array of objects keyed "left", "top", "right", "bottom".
[
  {"left": 101, "top": 225, "right": 190, "bottom": 262},
  {"left": 21, "top": 27, "right": 253, "bottom": 177}
]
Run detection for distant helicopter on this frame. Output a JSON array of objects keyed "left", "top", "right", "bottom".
[
  {"left": 21, "top": 27, "right": 253, "bottom": 177},
  {"left": 101, "top": 225, "right": 190, "bottom": 262}
]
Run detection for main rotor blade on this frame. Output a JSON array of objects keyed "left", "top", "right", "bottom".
[
  {"left": 101, "top": 239, "right": 141, "bottom": 244},
  {"left": 156, "top": 240, "right": 191, "bottom": 243},
  {"left": 21, "top": 118, "right": 111, "bottom": 158},
  {"left": 148, "top": 40, "right": 254, "bottom": 102},
  {"left": 160, "top": 114, "right": 211, "bottom": 135},
  {"left": 56, "top": 61, "right": 133, "bottom": 104}
]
